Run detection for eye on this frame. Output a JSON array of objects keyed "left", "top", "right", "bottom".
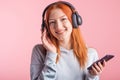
[
  {"left": 61, "top": 18, "right": 67, "bottom": 21},
  {"left": 49, "top": 21, "right": 56, "bottom": 26},
  {"left": 49, "top": 21, "right": 55, "bottom": 24}
]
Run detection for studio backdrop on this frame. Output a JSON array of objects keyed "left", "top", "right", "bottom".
[{"left": 0, "top": 0, "right": 120, "bottom": 80}]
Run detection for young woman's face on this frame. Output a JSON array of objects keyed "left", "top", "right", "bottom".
[{"left": 48, "top": 8, "right": 73, "bottom": 41}]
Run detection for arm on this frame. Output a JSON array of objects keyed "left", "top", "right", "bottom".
[
  {"left": 84, "top": 48, "right": 100, "bottom": 80},
  {"left": 30, "top": 45, "right": 57, "bottom": 80},
  {"left": 85, "top": 71, "right": 99, "bottom": 80}
]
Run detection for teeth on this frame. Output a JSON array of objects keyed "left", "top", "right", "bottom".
[
  {"left": 56, "top": 30, "right": 64, "bottom": 33},
  {"left": 58, "top": 31, "right": 63, "bottom": 34},
  {"left": 57, "top": 31, "right": 64, "bottom": 34}
]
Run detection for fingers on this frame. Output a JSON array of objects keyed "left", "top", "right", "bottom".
[
  {"left": 41, "top": 28, "right": 56, "bottom": 53},
  {"left": 89, "top": 63, "right": 101, "bottom": 75},
  {"left": 41, "top": 28, "right": 52, "bottom": 44},
  {"left": 41, "top": 28, "right": 50, "bottom": 48},
  {"left": 102, "top": 60, "right": 106, "bottom": 67},
  {"left": 41, "top": 28, "right": 47, "bottom": 45},
  {"left": 94, "top": 62, "right": 102, "bottom": 74},
  {"left": 97, "top": 60, "right": 106, "bottom": 71},
  {"left": 89, "top": 60, "right": 106, "bottom": 76}
]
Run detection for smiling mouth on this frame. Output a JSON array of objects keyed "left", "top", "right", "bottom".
[{"left": 55, "top": 29, "right": 66, "bottom": 35}]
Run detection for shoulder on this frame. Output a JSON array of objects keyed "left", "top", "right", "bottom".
[
  {"left": 87, "top": 47, "right": 99, "bottom": 66},
  {"left": 87, "top": 47, "right": 98, "bottom": 57},
  {"left": 32, "top": 44, "right": 46, "bottom": 53},
  {"left": 33, "top": 44, "right": 44, "bottom": 50},
  {"left": 31, "top": 44, "right": 46, "bottom": 64}
]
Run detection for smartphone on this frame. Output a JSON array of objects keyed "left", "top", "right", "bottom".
[{"left": 87, "top": 54, "right": 114, "bottom": 70}]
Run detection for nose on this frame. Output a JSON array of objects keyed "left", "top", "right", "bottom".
[{"left": 55, "top": 20, "right": 63, "bottom": 30}]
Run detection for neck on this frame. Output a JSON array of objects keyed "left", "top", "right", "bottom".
[{"left": 59, "top": 37, "right": 73, "bottom": 50}]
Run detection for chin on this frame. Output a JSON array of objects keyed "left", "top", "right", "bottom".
[{"left": 57, "top": 37, "right": 64, "bottom": 41}]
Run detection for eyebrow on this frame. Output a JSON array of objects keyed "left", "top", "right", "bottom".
[{"left": 49, "top": 15, "right": 66, "bottom": 21}]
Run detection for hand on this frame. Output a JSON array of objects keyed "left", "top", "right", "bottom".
[
  {"left": 41, "top": 28, "right": 57, "bottom": 53},
  {"left": 89, "top": 60, "right": 106, "bottom": 76}
]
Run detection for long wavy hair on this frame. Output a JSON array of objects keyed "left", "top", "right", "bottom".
[{"left": 42, "top": 2, "right": 88, "bottom": 68}]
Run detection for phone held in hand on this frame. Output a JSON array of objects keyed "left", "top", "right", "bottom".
[{"left": 87, "top": 54, "right": 114, "bottom": 70}]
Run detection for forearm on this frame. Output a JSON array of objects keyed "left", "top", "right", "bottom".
[
  {"left": 41, "top": 51, "right": 57, "bottom": 80},
  {"left": 85, "top": 71, "right": 99, "bottom": 80},
  {"left": 30, "top": 51, "right": 57, "bottom": 80}
]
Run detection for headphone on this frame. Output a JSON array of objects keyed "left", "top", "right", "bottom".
[{"left": 41, "top": 1, "right": 82, "bottom": 30}]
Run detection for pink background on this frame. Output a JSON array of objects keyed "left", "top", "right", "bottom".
[{"left": 0, "top": 0, "right": 119, "bottom": 80}]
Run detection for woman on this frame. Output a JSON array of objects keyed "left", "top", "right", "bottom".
[{"left": 30, "top": 1, "right": 105, "bottom": 80}]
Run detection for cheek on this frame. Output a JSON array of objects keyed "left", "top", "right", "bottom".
[
  {"left": 65, "top": 21, "right": 72, "bottom": 28},
  {"left": 67, "top": 26, "right": 73, "bottom": 35},
  {"left": 50, "top": 27, "right": 56, "bottom": 35},
  {"left": 67, "top": 24, "right": 73, "bottom": 32}
]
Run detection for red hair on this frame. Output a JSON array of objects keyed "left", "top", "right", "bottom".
[{"left": 44, "top": 2, "right": 88, "bottom": 68}]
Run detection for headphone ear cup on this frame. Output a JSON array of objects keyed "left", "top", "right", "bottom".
[
  {"left": 72, "top": 13, "right": 78, "bottom": 28},
  {"left": 72, "top": 12, "right": 82, "bottom": 28},
  {"left": 41, "top": 20, "right": 46, "bottom": 32},
  {"left": 76, "top": 12, "right": 82, "bottom": 25}
]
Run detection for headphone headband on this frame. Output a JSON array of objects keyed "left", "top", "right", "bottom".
[{"left": 42, "top": 1, "right": 76, "bottom": 19}]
